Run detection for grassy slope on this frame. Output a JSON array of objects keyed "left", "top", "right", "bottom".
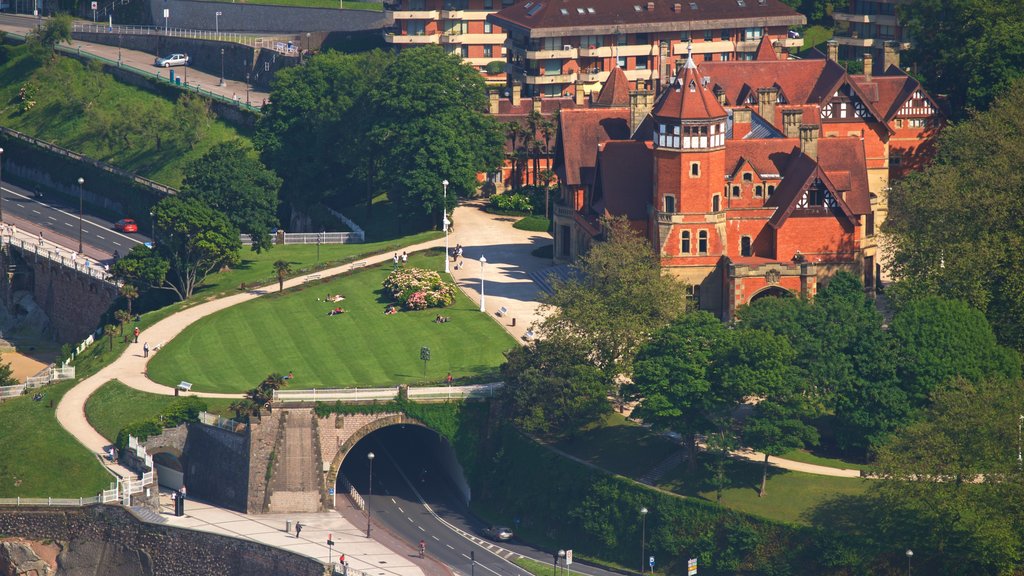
[
  {"left": 799, "top": 25, "right": 834, "bottom": 54},
  {"left": 146, "top": 249, "right": 516, "bottom": 392},
  {"left": 0, "top": 46, "right": 248, "bottom": 187},
  {"left": 0, "top": 379, "right": 112, "bottom": 497},
  {"left": 85, "top": 380, "right": 238, "bottom": 442},
  {"left": 552, "top": 413, "right": 680, "bottom": 478}
]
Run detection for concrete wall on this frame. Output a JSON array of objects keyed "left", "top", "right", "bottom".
[
  {"left": 183, "top": 422, "right": 251, "bottom": 513},
  {"left": 0, "top": 505, "right": 327, "bottom": 576},
  {"left": 148, "top": 0, "right": 389, "bottom": 33}
]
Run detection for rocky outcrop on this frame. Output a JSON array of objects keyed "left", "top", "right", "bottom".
[
  {"left": 0, "top": 540, "right": 52, "bottom": 576},
  {"left": 56, "top": 540, "right": 153, "bottom": 576}
]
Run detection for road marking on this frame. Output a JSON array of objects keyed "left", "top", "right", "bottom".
[
  {"left": 31, "top": 209, "right": 40, "bottom": 214},
  {"left": 64, "top": 222, "right": 73, "bottom": 227},
  {"left": 446, "top": 544, "right": 455, "bottom": 550},
  {"left": 432, "top": 536, "right": 440, "bottom": 541},
  {"left": 417, "top": 526, "right": 425, "bottom": 532},
  {"left": 15, "top": 203, "right": 23, "bottom": 208},
  {"left": 461, "top": 554, "right": 470, "bottom": 560},
  {"left": 96, "top": 235, "right": 105, "bottom": 239},
  {"left": 407, "top": 517, "right": 414, "bottom": 523},
  {"left": 391, "top": 498, "right": 397, "bottom": 504},
  {"left": 113, "top": 241, "right": 122, "bottom": 246},
  {"left": 398, "top": 506, "right": 404, "bottom": 513},
  {"left": 48, "top": 216, "right": 56, "bottom": 221},
  {"left": 1, "top": 186, "right": 144, "bottom": 245}
]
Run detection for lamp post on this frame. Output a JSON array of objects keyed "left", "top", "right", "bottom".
[
  {"left": 640, "top": 507, "right": 648, "bottom": 575},
  {"left": 479, "top": 255, "right": 486, "bottom": 312},
  {"left": 905, "top": 549, "right": 912, "bottom": 576},
  {"left": 442, "top": 179, "right": 450, "bottom": 273},
  {"left": 215, "top": 10, "right": 222, "bottom": 34},
  {"left": 558, "top": 550, "right": 566, "bottom": 576},
  {"left": 366, "top": 451, "right": 375, "bottom": 538},
  {"left": 219, "top": 48, "right": 226, "bottom": 87},
  {"left": 149, "top": 211, "right": 155, "bottom": 248},
  {"left": 0, "top": 147, "right": 5, "bottom": 226},
  {"left": 245, "top": 72, "right": 250, "bottom": 105},
  {"left": 77, "top": 177, "right": 84, "bottom": 253},
  {"left": 1018, "top": 414, "right": 1023, "bottom": 467}
]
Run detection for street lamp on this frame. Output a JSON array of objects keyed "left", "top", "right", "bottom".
[
  {"left": 366, "top": 451, "right": 375, "bottom": 538},
  {"left": 905, "top": 549, "right": 913, "bottom": 575},
  {"left": 149, "top": 211, "right": 155, "bottom": 248},
  {"left": 442, "top": 179, "right": 450, "bottom": 274},
  {"left": 245, "top": 72, "right": 250, "bottom": 105},
  {"left": 479, "top": 255, "right": 487, "bottom": 312},
  {"left": 215, "top": 10, "right": 222, "bottom": 34},
  {"left": 1018, "top": 414, "right": 1023, "bottom": 466},
  {"left": 558, "top": 550, "right": 566, "bottom": 576},
  {"left": 640, "top": 507, "right": 648, "bottom": 575},
  {"left": 219, "top": 48, "right": 226, "bottom": 87},
  {"left": 77, "top": 177, "right": 84, "bottom": 253},
  {"left": 0, "top": 147, "right": 5, "bottom": 226}
]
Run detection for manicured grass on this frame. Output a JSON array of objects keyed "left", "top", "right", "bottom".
[
  {"left": 513, "top": 215, "right": 551, "bottom": 232},
  {"left": 778, "top": 447, "right": 872, "bottom": 472},
  {"left": 657, "top": 455, "right": 868, "bottom": 525},
  {"left": 514, "top": 556, "right": 588, "bottom": 576},
  {"left": 798, "top": 25, "right": 834, "bottom": 54},
  {"left": 146, "top": 249, "right": 516, "bottom": 392},
  {"left": 551, "top": 413, "right": 680, "bottom": 479},
  {"left": 0, "top": 379, "right": 112, "bottom": 497},
  {"left": 0, "top": 45, "right": 249, "bottom": 187},
  {"left": 206, "top": 0, "right": 381, "bottom": 9},
  {"left": 85, "top": 380, "right": 238, "bottom": 442}
]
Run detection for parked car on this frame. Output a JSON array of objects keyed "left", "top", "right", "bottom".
[
  {"left": 114, "top": 218, "right": 139, "bottom": 233},
  {"left": 155, "top": 53, "right": 190, "bottom": 67},
  {"left": 788, "top": 30, "right": 802, "bottom": 39},
  {"left": 482, "top": 526, "right": 513, "bottom": 541}
]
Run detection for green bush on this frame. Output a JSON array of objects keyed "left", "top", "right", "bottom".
[
  {"left": 161, "top": 396, "right": 209, "bottom": 427},
  {"left": 513, "top": 215, "right": 551, "bottom": 232},
  {"left": 485, "top": 61, "right": 506, "bottom": 75},
  {"left": 382, "top": 267, "right": 457, "bottom": 310},
  {"left": 114, "top": 419, "right": 162, "bottom": 451},
  {"left": 489, "top": 193, "right": 532, "bottom": 214}
]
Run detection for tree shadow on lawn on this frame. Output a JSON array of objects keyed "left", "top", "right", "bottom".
[{"left": 661, "top": 453, "right": 789, "bottom": 497}]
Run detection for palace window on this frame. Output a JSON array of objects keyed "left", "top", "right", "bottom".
[
  {"left": 754, "top": 185, "right": 763, "bottom": 197},
  {"left": 767, "top": 184, "right": 775, "bottom": 195},
  {"left": 741, "top": 236, "right": 752, "bottom": 257},
  {"left": 742, "top": 172, "right": 752, "bottom": 182},
  {"left": 655, "top": 123, "right": 681, "bottom": 148},
  {"left": 698, "top": 230, "right": 708, "bottom": 253},
  {"left": 681, "top": 231, "right": 691, "bottom": 253},
  {"left": 690, "top": 162, "right": 700, "bottom": 177},
  {"left": 731, "top": 185, "right": 740, "bottom": 197},
  {"left": 712, "top": 195, "right": 720, "bottom": 212},
  {"left": 664, "top": 195, "right": 676, "bottom": 213}
]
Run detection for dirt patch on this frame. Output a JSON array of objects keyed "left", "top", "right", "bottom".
[{"left": 1, "top": 351, "right": 49, "bottom": 382}]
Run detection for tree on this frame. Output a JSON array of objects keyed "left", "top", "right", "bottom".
[
  {"left": 629, "top": 312, "right": 731, "bottom": 469},
  {"left": 119, "top": 283, "right": 138, "bottom": 318},
  {"left": 181, "top": 140, "right": 281, "bottom": 253},
  {"left": 0, "top": 361, "right": 16, "bottom": 388},
  {"left": 114, "top": 310, "right": 130, "bottom": 336},
  {"left": 541, "top": 217, "right": 686, "bottom": 386},
  {"left": 499, "top": 337, "right": 610, "bottom": 436},
  {"left": 886, "top": 83, "right": 1024, "bottom": 350},
  {"left": 273, "top": 260, "right": 291, "bottom": 292},
  {"left": 104, "top": 323, "right": 117, "bottom": 351},
  {"left": 174, "top": 93, "right": 214, "bottom": 151},
  {"left": 744, "top": 394, "right": 820, "bottom": 497},
  {"left": 28, "top": 13, "right": 71, "bottom": 52},
  {"left": 900, "top": 0, "right": 1024, "bottom": 116}
]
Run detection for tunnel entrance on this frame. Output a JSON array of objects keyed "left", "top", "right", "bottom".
[{"left": 152, "top": 452, "right": 185, "bottom": 490}]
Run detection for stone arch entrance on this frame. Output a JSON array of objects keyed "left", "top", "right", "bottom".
[
  {"left": 749, "top": 285, "right": 794, "bottom": 303},
  {"left": 150, "top": 449, "right": 185, "bottom": 490}
]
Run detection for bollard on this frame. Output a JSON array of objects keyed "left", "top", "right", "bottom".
[
  {"left": 285, "top": 520, "right": 292, "bottom": 534},
  {"left": 511, "top": 317, "right": 516, "bottom": 327}
]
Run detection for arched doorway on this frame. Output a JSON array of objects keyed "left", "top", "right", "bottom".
[
  {"left": 749, "top": 286, "right": 794, "bottom": 303},
  {"left": 152, "top": 451, "right": 185, "bottom": 490}
]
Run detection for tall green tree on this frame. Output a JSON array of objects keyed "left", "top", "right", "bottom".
[
  {"left": 28, "top": 13, "right": 72, "bottom": 52},
  {"left": 886, "top": 83, "right": 1024, "bottom": 350},
  {"left": 541, "top": 217, "right": 686, "bottom": 384},
  {"left": 181, "top": 140, "right": 281, "bottom": 253}
]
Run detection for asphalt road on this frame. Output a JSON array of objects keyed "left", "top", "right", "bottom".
[
  {"left": 0, "top": 179, "right": 150, "bottom": 260},
  {"left": 343, "top": 429, "right": 624, "bottom": 576}
]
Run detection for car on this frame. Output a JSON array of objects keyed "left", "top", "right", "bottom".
[
  {"left": 115, "top": 218, "right": 139, "bottom": 233},
  {"left": 482, "top": 526, "right": 513, "bottom": 541},
  {"left": 787, "top": 30, "right": 802, "bottom": 39},
  {"left": 155, "top": 53, "right": 190, "bottom": 67}
]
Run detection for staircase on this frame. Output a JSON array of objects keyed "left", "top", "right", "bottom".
[
  {"left": 637, "top": 448, "right": 688, "bottom": 486},
  {"left": 528, "top": 264, "right": 575, "bottom": 296},
  {"left": 267, "top": 410, "right": 323, "bottom": 513}
]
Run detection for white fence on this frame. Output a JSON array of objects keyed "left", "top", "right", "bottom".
[
  {"left": 72, "top": 23, "right": 301, "bottom": 54},
  {"left": 273, "top": 383, "right": 501, "bottom": 403},
  {"left": 3, "top": 234, "right": 113, "bottom": 284},
  {"left": 325, "top": 207, "right": 367, "bottom": 241},
  {"left": 336, "top": 472, "right": 364, "bottom": 510},
  {"left": 198, "top": 411, "right": 241, "bottom": 432},
  {"left": 241, "top": 231, "right": 365, "bottom": 246},
  {"left": 0, "top": 365, "right": 76, "bottom": 399}
]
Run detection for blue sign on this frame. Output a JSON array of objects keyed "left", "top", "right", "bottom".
[
  {"left": 649, "top": 556, "right": 655, "bottom": 568},
  {"left": 328, "top": 487, "right": 336, "bottom": 495}
]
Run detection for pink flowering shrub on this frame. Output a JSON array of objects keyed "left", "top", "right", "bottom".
[{"left": 383, "top": 268, "right": 457, "bottom": 310}]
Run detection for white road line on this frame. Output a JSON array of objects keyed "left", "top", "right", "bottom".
[
  {"left": 398, "top": 506, "right": 404, "bottom": 513},
  {"left": 407, "top": 517, "right": 414, "bottom": 523},
  {"left": 391, "top": 498, "right": 397, "bottom": 504},
  {"left": 15, "top": 203, "right": 23, "bottom": 208},
  {"left": 417, "top": 526, "right": 425, "bottom": 532},
  {"left": 462, "top": 554, "right": 471, "bottom": 560},
  {"left": 96, "top": 235, "right": 105, "bottom": 239},
  {"left": 64, "top": 222, "right": 72, "bottom": 227},
  {"left": 447, "top": 544, "right": 455, "bottom": 550},
  {"left": 31, "top": 209, "right": 40, "bottom": 214},
  {"left": 48, "top": 216, "right": 56, "bottom": 221},
  {"left": 432, "top": 536, "right": 440, "bottom": 541},
  {"left": 2, "top": 186, "right": 144, "bottom": 245}
]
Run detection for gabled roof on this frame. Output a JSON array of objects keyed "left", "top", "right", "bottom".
[
  {"left": 766, "top": 151, "right": 860, "bottom": 229},
  {"left": 850, "top": 68, "right": 941, "bottom": 123},
  {"left": 818, "top": 138, "right": 871, "bottom": 214},
  {"left": 592, "top": 67, "right": 630, "bottom": 108},
  {"left": 754, "top": 35, "right": 778, "bottom": 61},
  {"left": 704, "top": 59, "right": 845, "bottom": 106},
  {"left": 555, "top": 108, "right": 631, "bottom": 187},
  {"left": 724, "top": 139, "right": 797, "bottom": 177},
  {"left": 725, "top": 108, "right": 786, "bottom": 140},
  {"left": 651, "top": 51, "right": 727, "bottom": 121},
  {"left": 594, "top": 141, "right": 652, "bottom": 221},
  {"left": 488, "top": 0, "right": 803, "bottom": 38}
]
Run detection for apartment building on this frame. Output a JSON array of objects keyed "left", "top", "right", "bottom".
[
  {"left": 487, "top": 0, "right": 804, "bottom": 98},
  {"left": 831, "top": 0, "right": 910, "bottom": 60},
  {"left": 384, "top": 0, "right": 510, "bottom": 81}
]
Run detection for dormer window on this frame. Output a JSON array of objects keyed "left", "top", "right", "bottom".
[
  {"left": 796, "top": 179, "right": 837, "bottom": 208},
  {"left": 742, "top": 172, "right": 752, "bottom": 182},
  {"left": 689, "top": 80, "right": 697, "bottom": 92},
  {"left": 655, "top": 123, "right": 681, "bottom": 148}
]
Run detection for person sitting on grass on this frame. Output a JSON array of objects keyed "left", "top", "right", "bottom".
[
  {"left": 434, "top": 315, "right": 451, "bottom": 324},
  {"left": 329, "top": 294, "right": 345, "bottom": 302},
  {"left": 284, "top": 371, "right": 294, "bottom": 380},
  {"left": 328, "top": 307, "right": 346, "bottom": 316},
  {"left": 384, "top": 304, "right": 397, "bottom": 315}
]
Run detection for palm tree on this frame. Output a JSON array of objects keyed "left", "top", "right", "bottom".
[
  {"left": 229, "top": 399, "right": 258, "bottom": 421},
  {"left": 119, "top": 283, "right": 138, "bottom": 318},
  {"left": 103, "top": 324, "right": 117, "bottom": 351},
  {"left": 114, "top": 309, "right": 130, "bottom": 336},
  {"left": 506, "top": 122, "right": 524, "bottom": 191},
  {"left": 273, "top": 260, "right": 291, "bottom": 292},
  {"left": 526, "top": 110, "right": 544, "bottom": 187}
]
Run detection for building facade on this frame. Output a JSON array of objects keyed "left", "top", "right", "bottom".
[
  {"left": 831, "top": 0, "right": 910, "bottom": 60},
  {"left": 488, "top": 0, "right": 804, "bottom": 99},
  {"left": 551, "top": 40, "right": 941, "bottom": 320}
]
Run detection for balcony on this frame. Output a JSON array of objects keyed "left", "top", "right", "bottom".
[
  {"left": 578, "top": 69, "right": 609, "bottom": 82},
  {"left": 832, "top": 11, "right": 898, "bottom": 26},
  {"left": 674, "top": 40, "right": 734, "bottom": 55},
  {"left": 554, "top": 203, "right": 574, "bottom": 219},
  {"left": 442, "top": 33, "right": 506, "bottom": 44},
  {"left": 778, "top": 37, "right": 803, "bottom": 48},
  {"left": 385, "top": 33, "right": 442, "bottom": 44},
  {"left": 624, "top": 68, "right": 658, "bottom": 81},
  {"left": 439, "top": 8, "right": 462, "bottom": 18},
  {"left": 526, "top": 47, "right": 578, "bottom": 60},
  {"left": 524, "top": 72, "right": 578, "bottom": 85},
  {"left": 388, "top": 9, "right": 440, "bottom": 19},
  {"left": 611, "top": 44, "right": 656, "bottom": 57},
  {"left": 578, "top": 45, "right": 612, "bottom": 58}
]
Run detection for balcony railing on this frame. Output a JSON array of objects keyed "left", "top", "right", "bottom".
[
  {"left": 554, "top": 204, "right": 574, "bottom": 219},
  {"left": 524, "top": 72, "right": 577, "bottom": 85},
  {"left": 385, "top": 33, "right": 442, "bottom": 44},
  {"left": 578, "top": 69, "right": 609, "bottom": 82},
  {"left": 832, "top": 11, "right": 898, "bottom": 25},
  {"left": 442, "top": 33, "right": 506, "bottom": 44},
  {"left": 388, "top": 9, "right": 440, "bottom": 18},
  {"left": 526, "top": 47, "right": 578, "bottom": 59},
  {"left": 674, "top": 40, "right": 734, "bottom": 55},
  {"left": 578, "top": 45, "right": 612, "bottom": 58}
]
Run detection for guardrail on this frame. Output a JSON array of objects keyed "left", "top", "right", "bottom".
[
  {"left": 273, "top": 383, "right": 501, "bottom": 403},
  {"left": 241, "top": 231, "right": 366, "bottom": 246},
  {"left": 197, "top": 410, "right": 242, "bottom": 432},
  {"left": 4, "top": 234, "right": 115, "bottom": 283},
  {"left": 72, "top": 23, "right": 302, "bottom": 54}
]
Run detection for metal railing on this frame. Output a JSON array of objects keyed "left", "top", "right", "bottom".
[
  {"left": 72, "top": 23, "right": 302, "bottom": 54},
  {"left": 241, "top": 231, "right": 365, "bottom": 246},
  {"left": 198, "top": 410, "right": 242, "bottom": 432},
  {"left": 273, "top": 382, "right": 501, "bottom": 403},
  {"left": 4, "top": 234, "right": 115, "bottom": 283}
]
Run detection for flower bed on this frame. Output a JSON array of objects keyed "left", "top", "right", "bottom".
[{"left": 383, "top": 268, "right": 458, "bottom": 310}]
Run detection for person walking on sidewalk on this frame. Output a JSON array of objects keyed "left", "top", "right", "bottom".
[
  {"left": 294, "top": 521, "right": 303, "bottom": 539},
  {"left": 133, "top": 327, "right": 140, "bottom": 343},
  {"left": 143, "top": 342, "right": 149, "bottom": 358}
]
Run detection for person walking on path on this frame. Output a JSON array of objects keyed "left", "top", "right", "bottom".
[
  {"left": 294, "top": 521, "right": 303, "bottom": 539},
  {"left": 393, "top": 253, "right": 399, "bottom": 270},
  {"left": 401, "top": 251, "right": 408, "bottom": 265},
  {"left": 143, "top": 342, "right": 149, "bottom": 358},
  {"left": 133, "top": 327, "right": 140, "bottom": 343}
]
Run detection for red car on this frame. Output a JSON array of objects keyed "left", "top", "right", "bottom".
[{"left": 115, "top": 218, "right": 139, "bottom": 233}]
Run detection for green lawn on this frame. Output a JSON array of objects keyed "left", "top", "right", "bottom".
[
  {"left": 206, "top": 0, "right": 381, "bottom": 9},
  {"left": 0, "top": 45, "right": 249, "bottom": 187},
  {"left": 778, "top": 447, "right": 872, "bottom": 472},
  {"left": 146, "top": 249, "right": 516, "bottom": 392},
  {"left": 513, "top": 215, "right": 551, "bottom": 233},
  {"left": 0, "top": 379, "right": 112, "bottom": 498},
  {"left": 514, "top": 556, "right": 589, "bottom": 576},
  {"left": 551, "top": 413, "right": 680, "bottom": 479},
  {"left": 798, "top": 25, "right": 834, "bottom": 54},
  {"left": 85, "top": 380, "right": 238, "bottom": 442}
]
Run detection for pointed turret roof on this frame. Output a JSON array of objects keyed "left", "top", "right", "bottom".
[
  {"left": 593, "top": 67, "right": 630, "bottom": 108},
  {"left": 754, "top": 35, "right": 778, "bottom": 61},
  {"left": 651, "top": 48, "right": 727, "bottom": 121}
]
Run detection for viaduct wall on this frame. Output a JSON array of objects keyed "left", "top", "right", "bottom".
[
  {"left": 147, "top": 0, "right": 389, "bottom": 33},
  {"left": 0, "top": 505, "right": 328, "bottom": 576}
]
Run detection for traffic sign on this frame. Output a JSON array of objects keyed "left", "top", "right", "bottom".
[
  {"left": 90, "top": 1, "right": 97, "bottom": 9},
  {"left": 328, "top": 487, "right": 335, "bottom": 495},
  {"left": 687, "top": 558, "right": 697, "bottom": 575},
  {"left": 565, "top": 550, "right": 573, "bottom": 565},
  {"left": 649, "top": 556, "right": 655, "bottom": 568}
]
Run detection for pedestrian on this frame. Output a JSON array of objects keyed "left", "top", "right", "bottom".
[
  {"left": 143, "top": 342, "right": 149, "bottom": 358},
  {"left": 445, "top": 372, "right": 453, "bottom": 384},
  {"left": 393, "top": 253, "right": 399, "bottom": 269},
  {"left": 294, "top": 521, "right": 303, "bottom": 539},
  {"left": 402, "top": 251, "right": 408, "bottom": 264},
  {"left": 37, "top": 231, "right": 43, "bottom": 246},
  {"left": 133, "top": 326, "right": 140, "bottom": 343},
  {"left": 85, "top": 260, "right": 91, "bottom": 269},
  {"left": 180, "top": 485, "right": 186, "bottom": 500}
]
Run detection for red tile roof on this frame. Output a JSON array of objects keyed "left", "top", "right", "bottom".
[
  {"left": 754, "top": 35, "right": 779, "bottom": 61},
  {"left": 489, "top": 0, "right": 803, "bottom": 35},
  {"left": 652, "top": 54, "right": 727, "bottom": 121},
  {"left": 494, "top": 97, "right": 583, "bottom": 119},
  {"left": 592, "top": 67, "right": 630, "bottom": 108},
  {"left": 556, "top": 108, "right": 631, "bottom": 186},
  {"left": 704, "top": 58, "right": 845, "bottom": 106}
]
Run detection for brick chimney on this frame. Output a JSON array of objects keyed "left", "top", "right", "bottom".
[
  {"left": 863, "top": 52, "right": 873, "bottom": 81},
  {"left": 511, "top": 83, "right": 521, "bottom": 107},
  {"left": 629, "top": 87, "right": 654, "bottom": 136},
  {"left": 757, "top": 87, "right": 778, "bottom": 124},
  {"left": 532, "top": 96, "right": 542, "bottom": 113},
  {"left": 826, "top": 40, "right": 838, "bottom": 62},
  {"left": 883, "top": 40, "right": 900, "bottom": 72},
  {"left": 772, "top": 40, "right": 782, "bottom": 60},
  {"left": 489, "top": 90, "right": 500, "bottom": 114},
  {"left": 799, "top": 124, "right": 820, "bottom": 160},
  {"left": 782, "top": 109, "right": 801, "bottom": 138},
  {"left": 574, "top": 81, "right": 585, "bottom": 105},
  {"left": 732, "top": 108, "right": 752, "bottom": 140}
]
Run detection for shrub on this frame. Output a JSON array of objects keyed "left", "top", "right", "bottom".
[
  {"left": 513, "top": 215, "right": 551, "bottom": 232},
  {"left": 489, "top": 193, "right": 532, "bottom": 214},
  {"left": 161, "top": 396, "right": 209, "bottom": 427},
  {"left": 115, "top": 419, "right": 162, "bottom": 451},
  {"left": 383, "top": 267, "right": 457, "bottom": 310},
  {"left": 485, "top": 61, "right": 506, "bottom": 75}
]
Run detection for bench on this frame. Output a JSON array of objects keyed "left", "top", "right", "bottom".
[
  {"left": 152, "top": 342, "right": 164, "bottom": 352},
  {"left": 177, "top": 381, "right": 193, "bottom": 392},
  {"left": 304, "top": 274, "right": 321, "bottom": 283},
  {"left": 350, "top": 261, "right": 368, "bottom": 270},
  {"left": 523, "top": 329, "right": 536, "bottom": 341},
  {"left": 495, "top": 306, "right": 509, "bottom": 317}
]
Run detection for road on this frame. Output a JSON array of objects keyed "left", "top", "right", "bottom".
[
  {"left": 343, "top": 429, "right": 624, "bottom": 576},
  {"left": 0, "top": 179, "right": 149, "bottom": 260}
]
